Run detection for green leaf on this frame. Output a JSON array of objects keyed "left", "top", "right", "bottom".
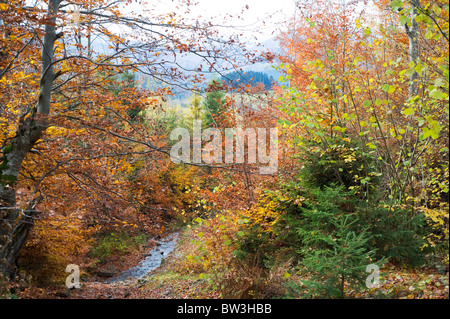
[
  {"left": 421, "top": 128, "right": 431, "bottom": 140},
  {"left": 390, "top": 0, "right": 404, "bottom": 11},
  {"left": 315, "top": 131, "right": 324, "bottom": 137},
  {"left": 366, "top": 142, "right": 377, "bottom": 149},
  {"left": 434, "top": 78, "right": 446, "bottom": 87},
  {"left": 414, "top": 63, "right": 424, "bottom": 74},
  {"left": 387, "top": 85, "right": 396, "bottom": 94},
  {"left": 363, "top": 100, "right": 371, "bottom": 107},
  {"left": 402, "top": 107, "right": 415, "bottom": 116},
  {"left": 399, "top": 15, "right": 411, "bottom": 26},
  {"left": 370, "top": 172, "right": 383, "bottom": 177},
  {"left": 416, "top": 14, "right": 432, "bottom": 24},
  {"left": 422, "top": 127, "right": 441, "bottom": 140},
  {"left": 432, "top": 3, "right": 442, "bottom": 14},
  {"left": 404, "top": 68, "right": 416, "bottom": 77},
  {"left": 429, "top": 89, "right": 444, "bottom": 100}
]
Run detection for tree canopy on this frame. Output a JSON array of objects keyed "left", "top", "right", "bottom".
[{"left": 0, "top": 0, "right": 448, "bottom": 301}]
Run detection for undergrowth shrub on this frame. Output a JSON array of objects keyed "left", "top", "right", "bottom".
[
  {"left": 88, "top": 231, "right": 146, "bottom": 264},
  {"left": 18, "top": 213, "right": 93, "bottom": 287},
  {"left": 356, "top": 201, "right": 427, "bottom": 266},
  {"left": 232, "top": 224, "right": 276, "bottom": 270},
  {"left": 296, "top": 136, "right": 382, "bottom": 194},
  {"left": 220, "top": 255, "right": 289, "bottom": 299},
  {"left": 257, "top": 134, "right": 429, "bottom": 298},
  {"left": 291, "top": 186, "right": 383, "bottom": 298}
]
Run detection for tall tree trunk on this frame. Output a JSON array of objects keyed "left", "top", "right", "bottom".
[
  {"left": 405, "top": 0, "right": 421, "bottom": 98},
  {"left": 0, "top": 0, "right": 60, "bottom": 277},
  {"left": 0, "top": 118, "right": 44, "bottom": 276}
]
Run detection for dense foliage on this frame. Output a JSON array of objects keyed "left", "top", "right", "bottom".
[
  {"left": 222, "top": 71, "right": 276, "bottom": 91},
  {"left": 0, "top": 0, "right": 448, "bottom": 300}
]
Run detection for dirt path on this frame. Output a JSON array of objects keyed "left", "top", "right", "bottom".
[{"left": 18, "top": 230, "right": 184, "bottom": 299}]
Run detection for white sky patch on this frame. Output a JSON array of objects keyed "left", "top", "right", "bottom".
[{"left": 121, "top": 0, "right": 297, "bottom": 44}]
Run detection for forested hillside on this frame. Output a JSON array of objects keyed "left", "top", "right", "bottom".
[
  {"left": 0, "top": 0, "right": 448, "bottom": 302},
  {"left": 222, "top": 71, "right": 276, "bottom": 91}
]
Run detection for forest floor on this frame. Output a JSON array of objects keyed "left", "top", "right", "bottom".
[
  {"left": 17, "top": 226, "right": 219, "bottom": 299},
  {"left": 17, "top": 225, "right": 449, "bottom": 300}
]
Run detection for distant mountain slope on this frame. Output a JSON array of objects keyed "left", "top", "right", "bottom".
[{"left": 221, "top": 70, "right": 276, "bottom": 90}]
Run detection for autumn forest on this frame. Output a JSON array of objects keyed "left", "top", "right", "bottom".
[{"left": 0, "top": 0, "right": 448, "bottom": 302}]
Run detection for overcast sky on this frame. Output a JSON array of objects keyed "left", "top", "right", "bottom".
[{"left": 144, "top": 0, "right": 297, "bottom": 43}]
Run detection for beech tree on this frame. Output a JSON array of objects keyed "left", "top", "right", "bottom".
[{"left": 0, "top": 0, "right": 257, "bottom": 276}]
